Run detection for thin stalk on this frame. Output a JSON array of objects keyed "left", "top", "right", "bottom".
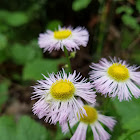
[
  {"left": 67, "top": 121, "right": 73, "bottom": 136},
  {"left": 96, "top": 0, "right": 113, "bottom": 59},
  {"left": 64, "top": 46, "right": 72, "bottom": 73},
  {"left": 103, "top": 97, "right": 111, "bottom": 114},
  {"left": 64, "top": 46, "right": 73, "bottom": 136},
  {"left": 123, "top": 130, "right": 140, "bottom": 140},
  {"left": 96, "top": 1, "right": 107, "bottom": 58}
]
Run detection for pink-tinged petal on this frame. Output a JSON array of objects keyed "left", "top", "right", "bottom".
[
  {"left": 32, "top": 69, "right": 96, "bottom": 124},
  {"left": 98, "top": 114, "right": 116, "bottom": 131},
  {"left": 89, "top": 57, "right": 140, "bottom": 101},
  {"left": 38, "top": 26, "right": 89, "bottom": 53},
  {"left": 94, "top": 122, "right": 111, "bottom": 140},
  {"left": 61, "top": 118, "right": 78, "bottom": 133},
  {"left": 90, "top": 125, "right": 100, "bottom": 140},
  {"left": 71, "top": 123, "right": 87, "bottom": 140}
]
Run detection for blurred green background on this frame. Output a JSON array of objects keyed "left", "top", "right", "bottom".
[{"left": 0, "top": 0, "right": 140, "bottom": 140}]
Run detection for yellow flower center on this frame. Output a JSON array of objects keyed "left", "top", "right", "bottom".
[
  {"left": 50, "top": 79, "right": 75, "bottom": 101},
  {"left": 107, "top": 63, "right": 130, "bottom": 82},
  {"left": 54, "top": 30, "right": 72, "bottom": 39},
  {"left": 80, "top": 106, "right": 98, "bottom": 124}
]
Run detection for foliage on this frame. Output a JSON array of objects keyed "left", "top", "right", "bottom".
[
  {"left": 0, "top": 0, "right": 140, "bottom": 140},
  {"left": 11, "top": 44, "right": 38, "bottom": 65},
  {"left": 0, "top": 10, "right": 29, "bottom": 27},
  {"left": 72, "top": 0, "right": 91, "bottom": 11},
  {"left": 0, "top": 116, "right": 50, "bottom": 140},
  {"left": 47, "top": 20, "right": 62, "bottom": 31},
  {"left": 116, "top": 5, "right": 140, "bottom": 30},
  {"left": 113, "top": 98, "right": 140, "bottom": 139},
  {"left": 0, "top": 33, "right": 7, "bottom": 50},
  {"left": 23, "top": 58, "right": 66, "bottom": 80}
]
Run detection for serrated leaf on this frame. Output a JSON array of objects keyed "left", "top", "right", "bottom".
[
  {"left": 72, "top": 0, "right": 91, "bottom": 11},
  {"left": 23, "top": 58, "right": 66, "bottom": 80},
  {"left": 17, "top": 116, "right": 50, "bottom": 140}
]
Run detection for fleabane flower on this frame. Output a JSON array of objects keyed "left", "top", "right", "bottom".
[
  {"left": 62, "top": 104, "right": 116, "bottom": 140},
  {"left": 89, "top": 57, "right": 140, "bottom": 101},
  {"left": 32, "top": 69, "right": 96, "bottom": 124},
  {"left": 38, "top": 26, "right": 89, "bottom": 52}
]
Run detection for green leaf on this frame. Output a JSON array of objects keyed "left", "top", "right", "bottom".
[
  {"left": 47, "top": 20, "right": 62, "bottom": 31},
  {"left": 116, "top": 6, "right": 133, "bottom": 15},
  {"left": 122, "top": 14, "right": 139, "bottom": 29},
  {"left": 121, "top": 28, "right": 134, "bottom": 49},
  {"left": 136, "top": 0, "right": 140, "bottom": 12},
  {"left": 11, "top": 44, "right": 36, "bottom": 65},
  {"left": 28, "top": 40, "right": 43, "bottom": 59},
  {"left": 0, "top": 116, "right": 51, "bottom": 140},
  {"left": 72, "top": 0, "right": 91, "bottom": 11},
  {"left": 131, "top": 52, "right": 140, "bottom": 64},
  {"left": 6, "top": 12, "right": 28, "bottom": 27},
  {"left": 0, "top": 10, "right": 10, "bottom": 21},
  {"left": 113, "top": 98, "right": 140, "bottom": 139},
  {"left": 0, "top": 11, "right": 9, "bottom": 31},
  {"left": 0, "top": 10, "right": 28, "bottom": 27},
  {"left": 17, "top": 116, "right": 50, "bottom": 140},
  {"left": 0, "top": 116, "right": 16, "bottom": 140},
  {"left": 23, "top": 58, "right": 66, "bottom": 80},
  {"left": 55, "top": 123, "right": 71, "bottom": 140},
  {"left": 0, "top": 49, "right": 8, "bottom": 63},
  {"left": 0, "top": 34, "right": 8, "bottom": 50}
]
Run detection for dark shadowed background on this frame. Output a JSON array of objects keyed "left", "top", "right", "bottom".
[{"left": 0, "top": 0, "right": 140, "bottom": 140}]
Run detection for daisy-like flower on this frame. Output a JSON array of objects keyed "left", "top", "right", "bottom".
[
  {"left": 89, "top": 57, "right": 140, "bottom": 101},
  {"left": 62, "top": 104, "right": 116, "bottom": 140},
  {"left": 38, "top": 26, "right": 89, "bottom": 52},
  {"left": 32, "top": 69, "right": 96, "bottom": 124}
]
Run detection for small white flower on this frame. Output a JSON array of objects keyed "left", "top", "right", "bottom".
[
  {"left": 62, "top": 104, "right": 116, "bottom": 140},
  {"left": 32, "top": 69, "right": 96, "bottom": 124},
  {"left": 38, "top": 26, "right": 89, "bottom": 52},
  {"left": 89, "top": 57, "right": 140, "bottom": 101}
]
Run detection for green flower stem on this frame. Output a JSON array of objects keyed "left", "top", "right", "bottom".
[
  {"left": 103, "top": 97, "right": 110, "bottom": 114},
  {"left": 123, "top": 130, "right": 140, "bottom": 140},
  {"left": 96, "top": 2, "right": 107, "bottom": 58},
  {"left": 67, "top": 121, "right": 73, "bottom": 136},
  {"left": 64, "top": 46, "right": 72, "bottom": 73},
  {"left": 64, "top": 47, "right": 73, "bottom": 136}
]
